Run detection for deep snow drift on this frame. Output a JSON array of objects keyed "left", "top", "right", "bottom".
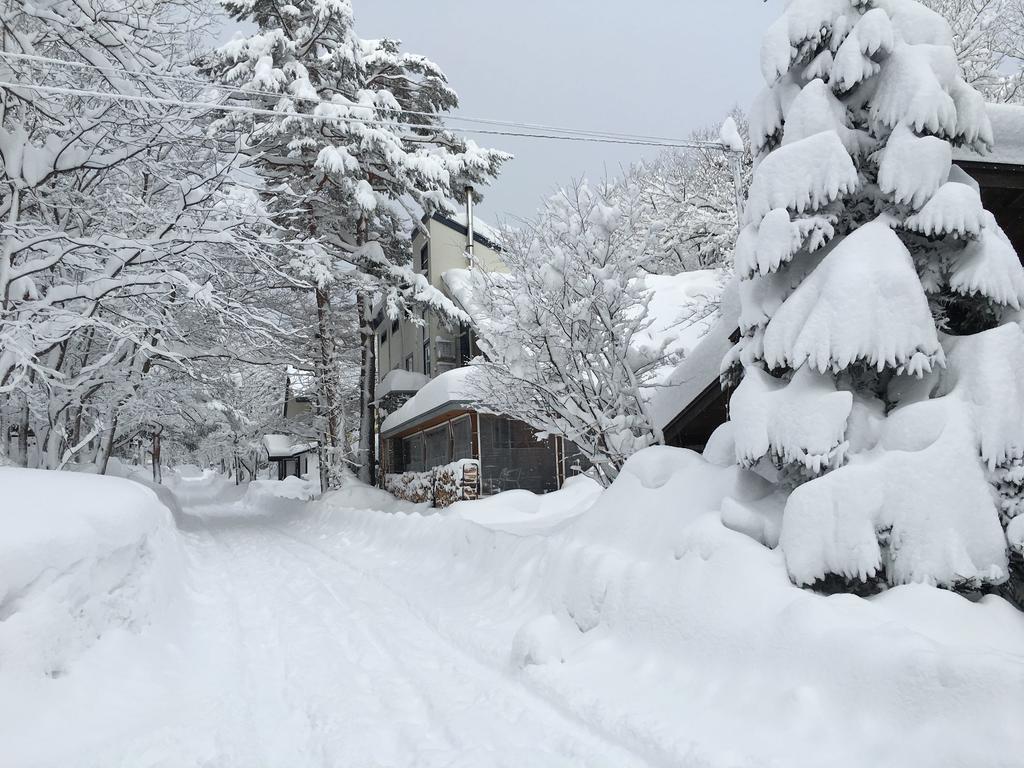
[
  {"left": 0, "top": 469, "right": 183, "bottom": 682},
  {"left": 2, "top": 457, "right": 1022, "bottom": 767}
]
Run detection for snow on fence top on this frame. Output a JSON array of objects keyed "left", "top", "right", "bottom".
[
  {"left": 262, "top": 434, "right": 318, "bottom": 459},
  {"left": 953, "top": 103, "right": 1024, "bottom": 166},
  {"left": 380, "top": 366, "right": 480, "bottom": 435}
]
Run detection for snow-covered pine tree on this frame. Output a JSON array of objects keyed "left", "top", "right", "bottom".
[
  {"left": 729, "top": 0, "right": 1024, "bottom": 595},
  {"left": 199, "top": 0, "right": 507, "bottom": 487}
]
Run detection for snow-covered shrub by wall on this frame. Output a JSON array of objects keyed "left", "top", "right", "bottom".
[{"left": 731, "top": 0, "right": 1024, "bottom": 592}]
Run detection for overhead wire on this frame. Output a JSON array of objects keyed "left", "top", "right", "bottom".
[{"left": 0, "top": 50, "right": 734, "bottom": 151}]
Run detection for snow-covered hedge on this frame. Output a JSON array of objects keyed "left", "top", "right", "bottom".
[
  {"left": 0, "top": 469, "right": 183, "bottom": 681},
  {"left": 384, "top": 459, "right": 480, "bottom": 507}
]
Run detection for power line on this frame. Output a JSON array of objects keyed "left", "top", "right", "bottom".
[
  {"left": 0, "top": 77, "right": 733, "bottom": 150},
  {"left": 0, "top": 51, "right": 735, "bottom": 151}
]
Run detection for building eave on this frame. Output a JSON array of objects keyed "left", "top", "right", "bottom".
[{"left": 380, "top": 399, "right": 477, "bottom": 439}]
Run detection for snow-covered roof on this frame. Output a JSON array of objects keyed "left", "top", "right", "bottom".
[
  {"left": 285, "top": 366, "right": 316, "bottom": 398},
  {"left": 636, "top": 270, "right": 727, "bottom": 389},
  {"left": 649, "top": 278, "right": 740, "bottom": 431},
  {"left": 953, "top": 103, "right": 1024, "bottom": 166},
  {"left": 376, "top": 369, "right": 430, "bottom": 401},
  {"left": 380, "top": 366, "right": 480, "bottom": 436},
  {"left": 436, "top": 211, "right": 503, "bottom": 248},
  {"left": 262, "top": 434, "right": 318, "bottom": 459}
]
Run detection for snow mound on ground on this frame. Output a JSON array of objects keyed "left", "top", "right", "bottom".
[
  {"left": 447, "top": 475, "right": 603, "bottom": 535},
  {"left": 247, "top": 476, "right": 317, "bottom": 502},
  {"left": 322, "top": 482, "right": 429, "bottom": 515},
  {"left": 0, "top": 469, "right": 183, "bottom": 681},
  {"left": 312, "top": 445, "right": 1024, "bottom": 767}
]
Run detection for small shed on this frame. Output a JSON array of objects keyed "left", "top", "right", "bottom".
[{"left": 262, "top": 434, "right": 318, "bottom": 481}]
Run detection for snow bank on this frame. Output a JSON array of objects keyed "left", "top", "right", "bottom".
[
  {"left": 446, "top": 475, "right": 602, "bottom": 535},
  {"left": 0, "top": 469, "right": 183, "bottom": 681},
  {"left": 306, "top": 446, "right": 1024, "bottom": 767},
  {"left": 246, "top": 476, "right": 318, "bottom": 503}
]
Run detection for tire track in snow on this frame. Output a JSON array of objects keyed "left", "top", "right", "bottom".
[
  {"left": 262, "top": 521, "right": 659, "bottom": 768},
  {"left": 178, "top": 502, "right": 653, "bottom": 767}
]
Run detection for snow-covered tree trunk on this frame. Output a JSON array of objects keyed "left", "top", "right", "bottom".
[
  {"left": 151, "top": 429, "right": 162, "bottom": 485},
  {"left": 357, "top": 290, "right": 376, "bottom": 485},
  {"left": 729, "top": 0, "right": 1024, "bottom": 593},
  {"left": 314, "top": 285, "right": 342, "bottom": 489}
]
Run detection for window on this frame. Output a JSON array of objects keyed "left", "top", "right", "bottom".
[
  {"left": 452, "top": 416, "right": 474, "bottom": 461},
  {"left": 419, "top": 243, "right": 429, "bottom": 272},
  {"left": 404, "top": 353, "right": 414, "bottom": 371},
  {"left": 424, "top": 425, "right": 449, "bottom": 468},
  {"left": 391, "top": 319, "right": 399, "bottom": 335},
  {"left": 436, "top": 338, "right": 455, "bottom": 363},
  {"left": 479, "top": 415, "right": 558, "bottom": 495},
  {"left": 458, "top": 324, "right": 476, "bottom": 365},
  {"left": 380, "top": 328, "right": 388, "bottom": 345},
  {"left": 403, "top": 433, "right": 424, "bottom": 473},
  {"left": 423, "top": 336, "right": 432, "bottom": 377}
]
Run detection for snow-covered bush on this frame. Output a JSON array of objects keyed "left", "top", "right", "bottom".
[
  {"left": 731, "top": 0, "right": 1024, "bottom": 593},
  {"left": 468, "top": 181, "right": 668, "bottom": 486}
]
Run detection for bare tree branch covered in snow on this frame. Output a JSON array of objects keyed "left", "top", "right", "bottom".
[
  {"left": 612, "top": 110, "right": 753, "bottom": 274},
  {"left": 467, "top": 181, "right": 671, "bottom": 486},
  {"left": 921, "top": 0, "right": 1024, "bottom": 102},
  {"left": 0, "top": 0, "right": 293, "bottom": 471}
]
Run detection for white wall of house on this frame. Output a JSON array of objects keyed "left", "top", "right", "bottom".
[{"left": 376, "top": 215, "right": 505, "bottom": 383}]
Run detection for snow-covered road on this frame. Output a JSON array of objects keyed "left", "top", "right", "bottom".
[
  {"left": 9, "top": 466, "right": 1024, "bottom": 768},
  {"left": 144, "top": 498, "right": 650, "bottom": 768}
]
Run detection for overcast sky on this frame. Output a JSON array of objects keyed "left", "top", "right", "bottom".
[{"left": 222, "top": 2, "right": 781, "bottom": 224}]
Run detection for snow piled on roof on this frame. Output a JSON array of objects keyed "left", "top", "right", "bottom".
[
  {"left": 650, "top": 278, "right": 741, "bottom": 430},
  {"left": 380, "top": 366, "right": 479, "bottom": 434},
  {"left": 377, "top": 369, "right": 430, "bottom": 400},
  {"left": 285, "top": 365, "right": 316, "bottom": 396},
  {"left": 262, "top": 434, "right": 317, "bottom": 459},
  {"left": 635, "top": 270, "right": 726, "bottom": 387},
  {"left": 953, "top": 103, "right": 1024, "bottom": 165},
  {"left": 443, "top": 211, "right": 503, "bottom": 247}
]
